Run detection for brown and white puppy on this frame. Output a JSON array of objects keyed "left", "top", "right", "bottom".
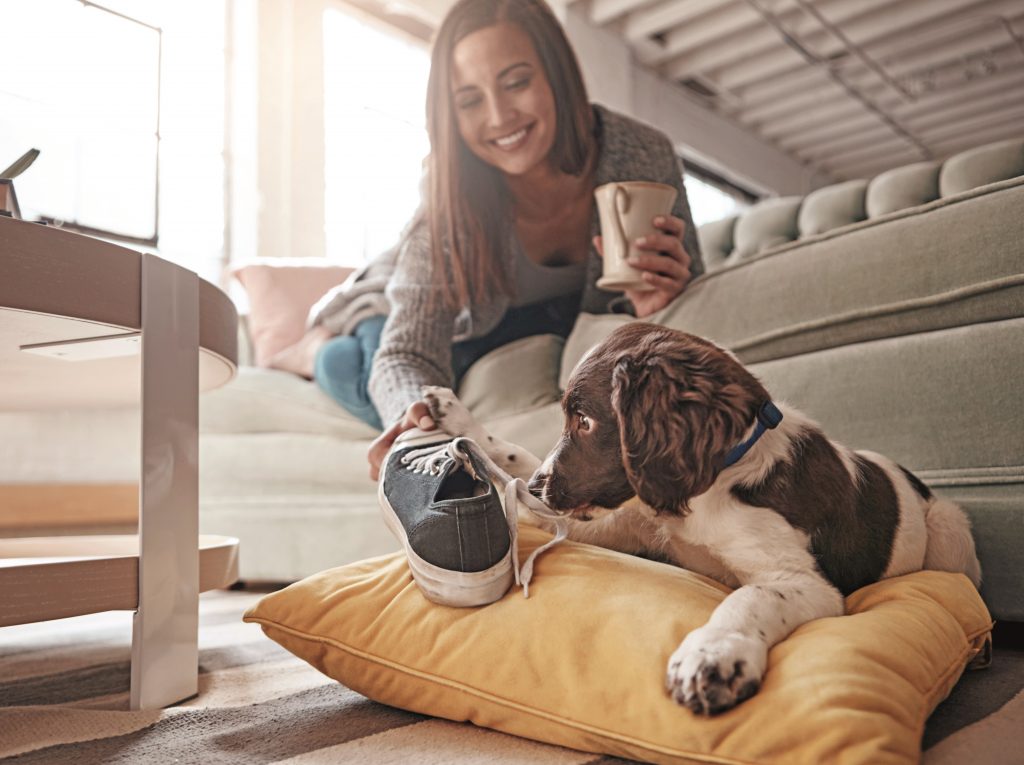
[{"left": 422, "top": 322, "right": 981, "bottom": 715}]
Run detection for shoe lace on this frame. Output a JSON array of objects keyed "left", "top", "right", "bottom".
[{"left": 401, "top": 437, "right": 569, "bottom": 598}]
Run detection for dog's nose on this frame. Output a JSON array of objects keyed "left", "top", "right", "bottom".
[{"left": 527, "top": 471, "right": 549, "bottom": 499}]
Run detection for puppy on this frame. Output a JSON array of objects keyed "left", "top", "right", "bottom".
[{"left": 423, "top": 322, "right": 981, "bottom": 715}]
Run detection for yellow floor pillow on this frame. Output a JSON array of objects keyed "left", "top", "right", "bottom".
[{"left": 244, "top": 525, "right": 991, "bottom": 765}]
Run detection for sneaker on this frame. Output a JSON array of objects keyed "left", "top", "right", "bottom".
[
  {"left": 378, "top": 428, "right": 515, "bottom": 606},
  {"left": 378, "top": 428, "right": 572, "bottom": 607}
]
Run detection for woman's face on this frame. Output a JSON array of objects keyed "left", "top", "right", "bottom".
[{"left": 450, "top": 22, "right": 557, "bottom": 178}]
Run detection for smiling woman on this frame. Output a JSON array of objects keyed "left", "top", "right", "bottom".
[
  {"left": 450, "top": 39, "right": 557, "bottom": 180},
  {"left": 360, "top": 0, "right": 705, "bottom": 468},
  {"left": 300, "top": 0, "right": 705, "bottom": 475}
]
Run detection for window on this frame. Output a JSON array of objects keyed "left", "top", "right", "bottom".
[
  {"left": 322, "top": 8, "right": 431, "bottom": 266},
  {"left": 0, "top": 0, "right": 161, "bottom": 243},
  {"left": 683, "top": 161, "right": 759, "bottom": 228},
  {"left": 1, "top": 0, "right": 226, "bottom": 283}
]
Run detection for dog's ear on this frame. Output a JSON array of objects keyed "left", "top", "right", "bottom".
[{"left": 611, "top": 345, "right": 754, "bottom": 515}]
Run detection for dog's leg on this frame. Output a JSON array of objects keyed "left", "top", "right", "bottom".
[
  {"left": 666, "top": 570, "right": 843, "bottom": 715},
  {"left": 421, "top": 386, "right": 542, "bottom": 482}
]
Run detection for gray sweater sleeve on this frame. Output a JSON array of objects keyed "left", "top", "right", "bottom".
[{"left": 367, "top": 222, "right": 458, "bottom": 426}]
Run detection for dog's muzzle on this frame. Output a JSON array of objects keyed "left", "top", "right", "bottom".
[{"left": 527, "top": 471, "right": 549, "bottom": 502}]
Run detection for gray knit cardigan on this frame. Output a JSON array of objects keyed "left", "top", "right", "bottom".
[{"left": 367, "top": 104, "right": 705, "bottom": 426}]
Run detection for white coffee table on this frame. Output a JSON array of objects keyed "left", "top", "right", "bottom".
[{"left": 0, "top": 215, "right": 240, "bottom": 709}]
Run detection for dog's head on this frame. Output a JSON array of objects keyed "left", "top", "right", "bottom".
[{"left": 529, "top": 323, "right": 768, "bottom": 517}]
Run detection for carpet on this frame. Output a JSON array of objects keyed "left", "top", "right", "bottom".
[{"left": 1, "top": 589, "right": 1021, "bottom": 764}]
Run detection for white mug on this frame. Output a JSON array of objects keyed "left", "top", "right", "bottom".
[{"left": 594, "top": 181, "right": 678, "bottom": 292}]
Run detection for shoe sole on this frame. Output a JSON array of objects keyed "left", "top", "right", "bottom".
[{"left": 378, "top": 449, "right": 513, "bottom": 608}]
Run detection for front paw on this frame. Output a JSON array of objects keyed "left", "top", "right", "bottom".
[
  {"left": 422, "top": 386, "right": 478, "bottom": 438},
  {"left": 666, "top": 627, "right": 767, "bottom": 715}
]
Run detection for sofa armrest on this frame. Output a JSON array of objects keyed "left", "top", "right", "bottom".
[{"left": 236, "top": 314, "right": 255, "bottom": 367}]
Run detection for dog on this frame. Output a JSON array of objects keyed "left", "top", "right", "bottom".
[{"left": 422, "top": 322, "right": 982, "bottom": 715}]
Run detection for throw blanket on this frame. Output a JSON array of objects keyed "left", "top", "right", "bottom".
[{"left": 307, "top": 243, "right": 397, "bottom": 337}]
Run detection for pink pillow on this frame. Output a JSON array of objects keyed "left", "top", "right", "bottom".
[{"left": 233, "top": 259, "right": 353, "bottom": 367}]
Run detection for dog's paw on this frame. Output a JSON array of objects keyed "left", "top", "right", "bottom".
[
  {"left": 422, "top": 386, "right": 478, "bottom": 438},
  {"left": 666, "top": 627, "right": 767, "bottom": 715}
]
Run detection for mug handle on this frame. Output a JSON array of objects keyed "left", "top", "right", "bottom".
[{"left": 613, "top": 185, "right": 630, "bottom": 260}]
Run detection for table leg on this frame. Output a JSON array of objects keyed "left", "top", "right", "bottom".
[{"left": 129, "top": 254, "right": 200, "bottom": 710}]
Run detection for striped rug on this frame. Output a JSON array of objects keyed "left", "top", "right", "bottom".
[{"left": 1, "top": 589, "right": 1021, "bottom": 764}]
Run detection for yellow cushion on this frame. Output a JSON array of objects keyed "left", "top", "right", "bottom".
[{"left": 244, "top": 526, "right": 991, "bottom": 765}]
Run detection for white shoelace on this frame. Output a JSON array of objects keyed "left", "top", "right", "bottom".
[{"left": 401, "top": 437, "right": 569, "bottom": 598}]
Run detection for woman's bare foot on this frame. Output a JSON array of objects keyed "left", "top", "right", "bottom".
[{"left": 268, "top": 325, "right": 331, "bottom": 379}]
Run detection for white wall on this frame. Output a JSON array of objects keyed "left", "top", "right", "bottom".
[{"left": 252, "top": 0, "right": 327, "bottom": 262}]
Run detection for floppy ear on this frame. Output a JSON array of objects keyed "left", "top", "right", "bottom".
[{"left": 610, "top": 347, "right": 752, "bottom": 515}]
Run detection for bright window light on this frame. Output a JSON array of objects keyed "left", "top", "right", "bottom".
[
  {"left": 323, "top": 8, "right": 430, "bottom": 266},
  {"left": 0, "top": 0, "right": 160, "bottom": 241},
  {"left": 0, "top": 0, "right": 225, "bottom": 283},
  {"left": 684, "top": 173, "right": 749, "bottom": 227}
]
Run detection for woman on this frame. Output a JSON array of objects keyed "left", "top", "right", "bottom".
[{"left": 355, "top": 0, "right": 704, "bottom": 478}]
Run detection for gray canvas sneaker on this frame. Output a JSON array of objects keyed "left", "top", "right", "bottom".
[{"left": 378, "top": 428, "right": 515, "bottom": 607}]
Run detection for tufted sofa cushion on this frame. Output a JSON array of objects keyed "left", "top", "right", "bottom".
[
  {"left": 797, "top": 179, "right": 868, "bottom": 236},
  {"left": 732, "top": 196, "right": 802, "bottom": 258},
  {"left": 939, "top": 137, "right": 1024, "bottom": 197},
  {"left": 703, "top": 137, "right": 1024, "bottom": 262},
  {"left": 866, "top": 161, "right": 940, "bottom": 218},
  {"left": 695, "top": 214, "right": 737, "bottom": 271},
  {"left": 670, "top": 175, "right": 1024, "bottom": 364}
]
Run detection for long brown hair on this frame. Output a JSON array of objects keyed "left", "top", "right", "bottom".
[{"left": 426, "top": 0, "right": 595, "bottom": 310}]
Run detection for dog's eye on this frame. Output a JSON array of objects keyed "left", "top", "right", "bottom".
[{"left": 577, "top": 413, "right": 592, "bottom": 432}]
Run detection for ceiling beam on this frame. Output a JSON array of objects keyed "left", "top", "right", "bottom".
[
  {"left": 752, "top": 41, "right": 1024, "bottom": 140},
  {"left": 623, "top": 0, "right": 727, "bottom": 44},
  {"left": 734, "top": 0, "right": 1024, "bottom": 112},
  {"left": 821, "top": 138, "right": 926, "bottom": 173},
  {"left": 790, "top": 88, "right": 1024, "bottom": 164},
  {"left": 639, "top": 1, "right": 764, "bottom": 66},
  {"left": 773, "top": 69, "right": 1024, "bottom": 156},
  {"left": 927, "top": 120, "right": 1024, "bottom": 156},
  {"left": 714, "top": 0, "right": 994, "bottom": 92},
  {"left": 794, "top": 124, "right": 896, "bottom": 163},
  {"left": 823, "top": 121, "right": 1023, "bottom": 178},
  {"left": 662, "top": 0, "right": 894, "bottom": 82},
  {"left": 922, "top": 103, "right": 1024, "bottom": 143},
  {"left": 588, "top": 0, "right": 663, "bottom": 26},
  {"left": 825, "top": 148, "right": 927, "bottom": 180},
  {"left": 818, "top": 101, "right": 1024, "bottom": 177},
  {"left": 770, "top": 72, "right": 1024, "bottom": 167},
  {"left": 825, "top": 112, "right": 1024, "bottom": 178}
]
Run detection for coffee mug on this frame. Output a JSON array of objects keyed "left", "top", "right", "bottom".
[{"left": 593, "top": 181, "right": 678, "bottom": 292}]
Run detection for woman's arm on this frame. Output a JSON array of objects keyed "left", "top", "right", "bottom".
[
  {"left": 367, "top": 224, "right": 458, "bottom": 427},
  {"left": 365, "top": 223, "right": 460, "bottom": 479}
]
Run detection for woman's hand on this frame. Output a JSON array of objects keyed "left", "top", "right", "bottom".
[
  {"left": 367, "top": 400, "right": 436, "bottom": 481},
  {"left": 594, "top": 213, "right": 692, "bottom": 318}
]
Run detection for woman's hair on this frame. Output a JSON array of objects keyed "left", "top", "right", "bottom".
[{"left": 425, "top": 0, "right": 594, "bottom": 309}]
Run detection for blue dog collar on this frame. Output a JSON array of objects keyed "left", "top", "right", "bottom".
[{"left": 722, "top": 401, "right": 783, "bottom": 469}]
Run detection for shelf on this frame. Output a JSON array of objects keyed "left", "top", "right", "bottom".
[{"left": 0, "top": 534, "right": 239, "bottom": 628}]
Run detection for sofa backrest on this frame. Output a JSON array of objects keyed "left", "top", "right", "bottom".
[{"left": 698, "top": 137, "right": 1024, "bottom": 270}]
